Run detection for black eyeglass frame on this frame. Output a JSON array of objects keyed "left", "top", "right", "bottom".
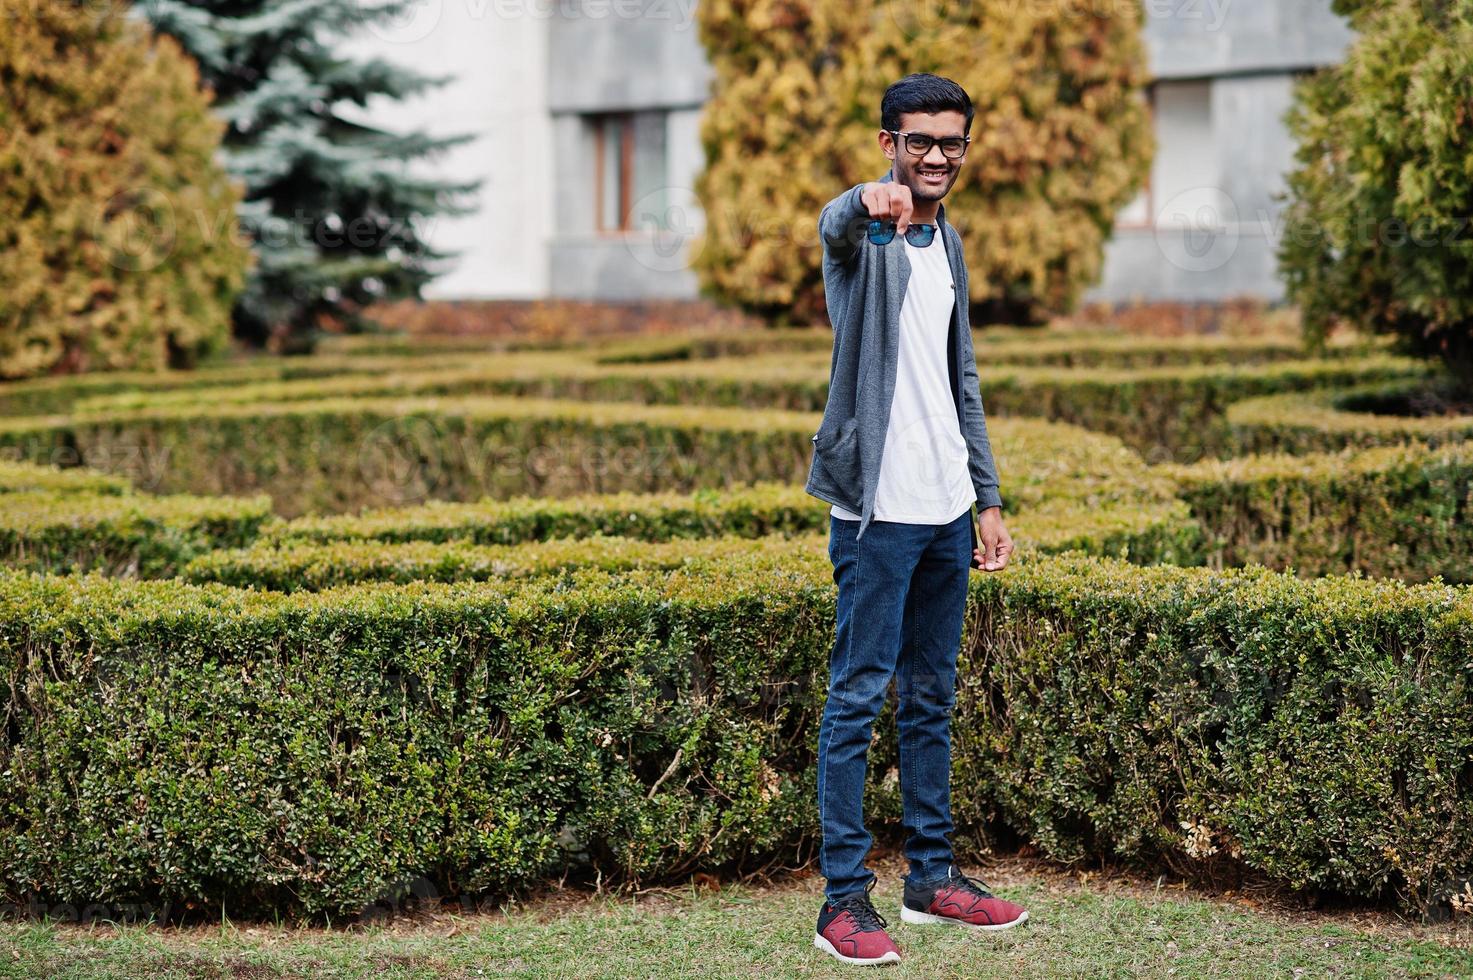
[{"left": 889, "top": 130, "right": 971, "bottom": 159}]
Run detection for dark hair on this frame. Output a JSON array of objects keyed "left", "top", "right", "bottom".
[{"left": 880, "top": 73, "right": 974, "bottom": 134}]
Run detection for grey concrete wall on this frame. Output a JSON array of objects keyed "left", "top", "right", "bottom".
[
  {"left": 1145, "top": 0, "right": 1355, "bottom": 79},
  {"left": 548, "top": 0, "right": 710, "bottom": 111},
  {"left": 1084, "top": 72, "right": 1302, "bottom": 304},
  {"left": 1213, "top": 73, "right": 1299, "bottom": 222},
  {"left": 1089, "top": 229, "right": 1287, "bottom": 304}
]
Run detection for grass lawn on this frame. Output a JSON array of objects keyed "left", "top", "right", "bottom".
[{"left": 2, "top": 851, "right": 1471, "bottom": 978}]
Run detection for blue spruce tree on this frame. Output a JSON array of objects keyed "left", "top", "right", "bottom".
[{"left": 140, "top": 0, "right": 481, "bottom": 351}]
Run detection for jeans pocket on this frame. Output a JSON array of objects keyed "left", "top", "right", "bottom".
[{"left": 814, "top": 415, "right": 862, "bottom": 495}]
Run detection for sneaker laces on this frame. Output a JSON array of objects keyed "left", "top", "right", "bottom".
[
  {"left": 941, "top": 864, "right": 996, "bottom": 902},
  {"left": 832, "top": 878, "right": 889, "bottom": 932}
]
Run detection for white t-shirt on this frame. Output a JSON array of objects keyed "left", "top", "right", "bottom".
[{"left": 832, "top": 231, "right": 974, "bottom": 524}]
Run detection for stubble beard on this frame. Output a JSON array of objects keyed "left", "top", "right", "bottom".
[{"left": 896, "top": 159, "right": 952, "bottom": 204}]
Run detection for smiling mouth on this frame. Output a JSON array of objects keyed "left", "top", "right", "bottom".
[{"left": 918, "top": 168, "right": 948, "bottom": 181}]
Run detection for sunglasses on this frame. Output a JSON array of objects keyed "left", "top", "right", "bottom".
[{"left": 867, "top": 219, "right": 937, "bottom": 247}]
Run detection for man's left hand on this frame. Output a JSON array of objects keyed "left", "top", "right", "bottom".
[{"left": 973, "top": 506, "right": 1013, "bottom": 572}]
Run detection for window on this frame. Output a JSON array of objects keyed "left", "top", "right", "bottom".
[
  {"left": 1115, "top": 86, "right": 1156, "bottom": 229},
  {"left": 592, "top": 110, "right": 669, "bottom": 232},
  {"left": 1149, "top": 80, "right": 1225, "bottom": 232},
  {"left": 1117, "top": 80, "right": 1227, "bottom": 232}
]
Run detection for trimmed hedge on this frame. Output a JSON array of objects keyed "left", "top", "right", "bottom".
[
  {"left": 0, "top": 490, "right": 274, "bottom": 576},
  {"left": 0, "top": 559, "right": 833, "bottom": 922},
  {"left": 589, "top": 329, "right": 1374, "bottom": 369},
  {"left": 0, "top": 364, "right": 282, "bottom": 419},
  {"left": 0, "top": 395, "right": 823, "bottom": 517},
  {"left": 1164, "top": 442, "right": 1473, "bottom": 583},
  {"left": 183, "top": 531, "right": 826, "bottom": 592},
  {"left": 590, "top": 328, "right": 834, "bottom": 364},
  {"left": 1229, "top": 380, "right": 1473, "bottom": 455},
  {"left": 2, "top": 552, "right": 1469, "bottom": 922},
  {"left": 1013, "top": 499, "right": 1201, "bottom": 567},
  {"left": 0, "top": 348, "right": 529, "bottom": 419},
  {"left": 185, "top": 499, "right": 1202, "bottom": 593},
  {"left": 0, "top": 460, "right": 131, "bottom": 496},
  {"left": 313, "top": 333, "right": 578, "bottom": 358},
  {"left": 976, "top": 356, "right": 1429, "bottom": 463},
  {"left": 958, "top": 554, "right": 1473, "bottom": 912},
  {"left": 60, "top": 354, "right": 1430, "bottom": 469},
  {"left": 971, "top": 332, "right": 1388, "bottom": 369},
  {"left": 0, "top": 400, "right": 1169, "bottom": 518},
  {"left": 0, "top": 354, "right": 472, "bottom": 419},
  {"left": 265, "top": 481, "right": 831, "bottom": 546},
  {"left": 66, "top": 351, "right": 827, "bottom": 416},
  {"left": 256, "top": 419, "right": 1173, "bottom": 542}
]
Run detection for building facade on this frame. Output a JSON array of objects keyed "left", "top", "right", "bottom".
[
  {"left": 351, "top": 0, "right": 1356, "bottom": 305},
  {"left": 547, "top": 0, "right": 1357, "bottom": 306}
]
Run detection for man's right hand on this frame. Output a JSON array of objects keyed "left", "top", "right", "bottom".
[{"left": 860, "top": 181, "right": 914, "bottom": 235}]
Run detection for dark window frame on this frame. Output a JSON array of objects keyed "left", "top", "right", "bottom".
[{"left": 593, "top": 111, "right": 636, "bottom": 233}]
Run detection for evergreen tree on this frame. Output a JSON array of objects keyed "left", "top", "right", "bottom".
[
  {"left": 691, "top": 0, "right": 1153, "bottom": 327},
  {"left": 0, "top": 0, "right": 251, "bottom": 378},
  {"left": 139, "top": 0, "right": 482, "bottom": 351},
  {"left": 1280, "top": 0, "right": 1473, "bottom": 385}
]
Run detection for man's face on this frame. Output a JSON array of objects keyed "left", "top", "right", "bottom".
[{"left": 882, "top": 110, "right": 967, "bottom": 203}]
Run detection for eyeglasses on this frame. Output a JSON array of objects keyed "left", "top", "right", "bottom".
[
  {"left": 890, "top": 130, "right": 970, "bottom": 159},
  {"left": 867, "top": 220, "right": 937, "bottom": 247}
]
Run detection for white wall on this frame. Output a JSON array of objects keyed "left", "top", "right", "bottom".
[{"left": 336, "top": 0, "right": 553, "bottom": 299}]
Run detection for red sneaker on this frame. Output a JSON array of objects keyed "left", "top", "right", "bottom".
[
  {"left": 814, "top": 879, "right": 902, "bottom": 966},
  {"left": 900, "top": 864, "right": 1029, "bottom": 931}
]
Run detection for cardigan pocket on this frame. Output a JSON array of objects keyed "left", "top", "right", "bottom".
[{"left": 813, "top": 415, "right": 862, "bottom": 498}]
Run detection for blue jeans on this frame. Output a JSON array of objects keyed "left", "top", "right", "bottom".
[{"left": 817, "top": 509, "right": 972, "bottom": 902}]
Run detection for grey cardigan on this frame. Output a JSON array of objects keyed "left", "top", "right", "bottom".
[{"left": 804, "top": 169, "right": 1005, "bottom": 543}]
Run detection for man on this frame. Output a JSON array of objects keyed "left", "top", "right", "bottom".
[{"left": 805, "top": 73, "right": 1028, "bottom": 967}]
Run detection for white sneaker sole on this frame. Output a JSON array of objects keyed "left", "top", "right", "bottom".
[
  {"left": 900, "top": 905, "right": 1029, "bottom": 931},
  {"left": 814, "top": 933, "right": 901, "bottom": 966}
]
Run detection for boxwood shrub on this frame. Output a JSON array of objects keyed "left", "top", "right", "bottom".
[
  {"left": 1165, "top": 442, "right": 1473, "bottom": 582},
  {"left": 0, "top": 490, "right": 274, "bottom": 577},
  {"left": 976, "top": 356, "right": 1428, "bottom": 463},
  {"left": 0, "top": 402, "right": 1168, "bottom": 519},
  {"left": 594, "top": 329, "right": 1383, "bottom": 369},
  {"left": 66, "top": 354, "right": 1427, "bottom": 464},
  {"left": 0, "top": 396, "right": 825, "bottom": 516},
  {"left": 183, "top": 531, "right": 824, "bottom": 592},
  {"left": 1, "top": 552, "right": 1469, "bottom": 922},
  {"left": 0, "top": 460, "right": 131, "bottom": 496},
  {"left": 184, "top": 497, "right": 1202, "bottom": 593},
  {"left": 957, "top": 554, "right": 1473, "bottom": 914},
  {"left": 1228, "top": 380, "right": 1473, "bottom": 455}
]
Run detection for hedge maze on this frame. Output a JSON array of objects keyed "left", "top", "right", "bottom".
[{"left": 1, "top": 327, "right": 1469, "bottom": 922}]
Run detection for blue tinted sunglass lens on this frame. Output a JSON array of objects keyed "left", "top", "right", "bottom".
[
  {"left": 867, "top": 220, "right": 896, "bottom": 244},
  {"left": 905, "top": 224, "right": 936, "bottom": 246}
]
